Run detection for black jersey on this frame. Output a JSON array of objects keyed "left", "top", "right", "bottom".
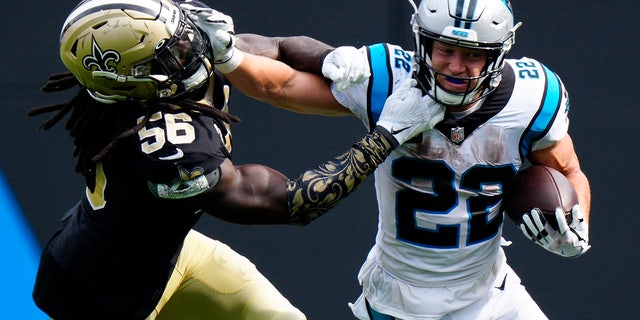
[{"left": 33, "top": 78, "right": 234, "bottom": 319}]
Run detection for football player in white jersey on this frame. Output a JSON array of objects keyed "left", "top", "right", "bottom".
[{"left": 185, "top": 0, "right": 591, "bottom": 319}]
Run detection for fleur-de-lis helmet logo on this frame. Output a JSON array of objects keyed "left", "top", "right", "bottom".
[{"left": 82, "top": 37, "right": 121, "bottom": 73}]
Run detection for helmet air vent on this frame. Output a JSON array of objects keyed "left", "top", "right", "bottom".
[
  {"left": 70, "top": 40, "right": 79, "bottom": 58},
  {"left": 92, "top": 21, "right": 108, "bottom": 30}
]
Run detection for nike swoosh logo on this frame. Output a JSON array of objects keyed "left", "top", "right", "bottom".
[
  {"left": 159, "top": 148, "right": 184, "bottom": 161},
  {"left": 390, "top": 126, "right": 410, "bottom": 134},
  {"left": 495, "top": 274, "right": 507, "bottom": 291}
]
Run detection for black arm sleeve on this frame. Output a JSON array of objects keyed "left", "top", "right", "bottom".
[
  {"left": 277, "top": 36, "right": 334, "bottom": 75},
  {"left": 286, "top": 126, "right": 398, "bottom": 226},
  {"left": 236, "top": 33, "right": 334, "bottom": 75}
]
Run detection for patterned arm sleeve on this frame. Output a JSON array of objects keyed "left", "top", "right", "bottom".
[{"left": 286, "top": 126, "right": 397, "bottom": 226}]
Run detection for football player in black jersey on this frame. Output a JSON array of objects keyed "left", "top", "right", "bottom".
[{"left": 29, "top": 1, "right": 444, "bottom": 319}]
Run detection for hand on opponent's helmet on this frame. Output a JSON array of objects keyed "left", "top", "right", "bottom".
[
  {"left": 181, "top": 3, "right": 242, "bottom": 73},
  {"left": 520, "top": 205, "right": 591, "bottom": 258},
  {"left": 322, "top": 46, "right": 371, "bottom": 91},
  {"left": 376, "top": 79, "right": 444, "bottom": 145}
]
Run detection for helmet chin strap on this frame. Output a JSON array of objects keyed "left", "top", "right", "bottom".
[
  {"left": 431, "top": 76, "right": 494, "bottom": 107},
  {"left": 433, "top": 84, "right": 474, "bottom": 106},
  {"left": 427, "top": 68, "right": 487, "bottom": 107},
  {"left": 89, "top": 59, "right": 211, "bottom": 101},
  {"left": 86, "top": 89, "right": 127, "bottom": 104},
  {"left": 89, "top": 71, "right": 157, "bottom": 103},
  {"left": 160, "top": 57, "right": 212, "bottom": 99},
  {"left": 181, "top": 62, "right": 210, "bottom": 91}
]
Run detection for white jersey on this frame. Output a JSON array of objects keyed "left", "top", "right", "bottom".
[{"left": 333, "top": 43, "right": 569, "bottom": 317}]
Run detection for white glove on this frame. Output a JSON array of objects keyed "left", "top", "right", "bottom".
[
  {"left": 322, "top": 46, "right": 371, "bottom": 91},
  {"left": 181, "top": 4, "right": 243, "bottom": 73},
  {"left": 376, "top": 79, "right": 444, "bottom": 145},
  {"left": 520, "top": 205, "right": 591, "bottom": 258}
]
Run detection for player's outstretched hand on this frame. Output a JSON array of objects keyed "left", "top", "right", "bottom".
[
  {"left": 376, "top": 79, "right": 444, "bottom": 145},
  {"left": 322, "top": 46, "right": 371, "bottom": 91},
  {"left": 181, "top": 3, "right": 242, "bottom": 73},
  {"left": 520, "top": 205, "right": 590, "bottom": 258}
]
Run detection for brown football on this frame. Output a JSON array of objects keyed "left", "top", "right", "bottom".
[{"left": 502, "top": 165, "right": 577, "bottom": 230}]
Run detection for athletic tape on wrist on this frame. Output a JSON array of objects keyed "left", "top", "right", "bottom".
[{"left": 215, "top": 50, "right": 243, "bottom": 73}]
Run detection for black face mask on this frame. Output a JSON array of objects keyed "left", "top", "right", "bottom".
[{"left": 134, "top": 18, "right": 211, "bottom": 97}]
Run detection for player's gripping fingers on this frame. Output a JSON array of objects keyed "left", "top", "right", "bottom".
[
  {"left": 522, "top": 209, "right": 550, "bottom": 246},
  {"left": 566, "top": 205, "right": 589, "bottom": 244},
  {"left": 181, "top": 4, "right": 235, "bottom": 35},
  {"left": 525, "top": 209, "right": 546, "bottom": 235},
  {"left": 180, "top": 3, "right": 211, "bottom": 15},
  {"left": 532, "top": 209, "right": 556, "bottom": 247},
  {"left": 531, "top": 208, "right": 547, "bottom": 227},
  {"left": 397, "top": 78, "right": 420, "bottom": 101},
  {"left": 180, "top": 3, "right": 232, "bottom": 25},
  {"left": 321, "top": 63, "right": 342, "bottom": 84},
  {"left": 519, "top": 222, "right": 535, "bottom": 241},
  {"left": 209, "top": 30, "right": 242, "bottom": 73},
  {"left": 571, "top": 204, "right": 585, "bottom": 220},
  {"left": 322, "top": 46, "right": 370, "bottom": 91},
  {"left": 569, "top": 204, "right": 587, "bottom": 229},
  {"left": 213, "top": 29, "right": 234, "bottom": 52},
  {"left": 568, "top": 204, "right": 590, "bottom": 251},
  {"left": 377, "top": 79, "right": 444, "bottom": 145},
  {"left": 180, "top": 4, "right": 214, "bottom": 26},
  {"left": 342, "top": 49, "right": 370, "bottom": 87},
  {"left": 203, "top": 11, "right": 234, "bottom": 33},
  {"left": 555, "top": 207, "right": 570, "bottom": 235},
  {"left": 520, "top": 212, "right": 539, "bottom": 241}
]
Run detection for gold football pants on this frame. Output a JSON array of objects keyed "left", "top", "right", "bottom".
[{"left": 147, "top": 229, "right": 306, "bottom": 320}]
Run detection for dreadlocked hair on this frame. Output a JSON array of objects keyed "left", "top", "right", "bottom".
[{"left": 28, "top": 72, "right": 240, "bottom": 190}]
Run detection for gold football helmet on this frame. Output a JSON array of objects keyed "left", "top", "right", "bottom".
[{"left": 60, "top": 0, "right": 212, "bottom": 103}]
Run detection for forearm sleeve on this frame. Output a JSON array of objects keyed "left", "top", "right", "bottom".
[
  {"left": 287, "top": 126, "right": 398, "bottom": 226},
  {"left": 277, "top": 36, "right": 334, "bottom": 75},
  {"left": 236, "top": 33, "right": 334, "bottom": 75}
]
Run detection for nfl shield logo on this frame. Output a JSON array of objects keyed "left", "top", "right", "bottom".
[{"left": 451, "top": 126, "right": 465, "bottom": 143}]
